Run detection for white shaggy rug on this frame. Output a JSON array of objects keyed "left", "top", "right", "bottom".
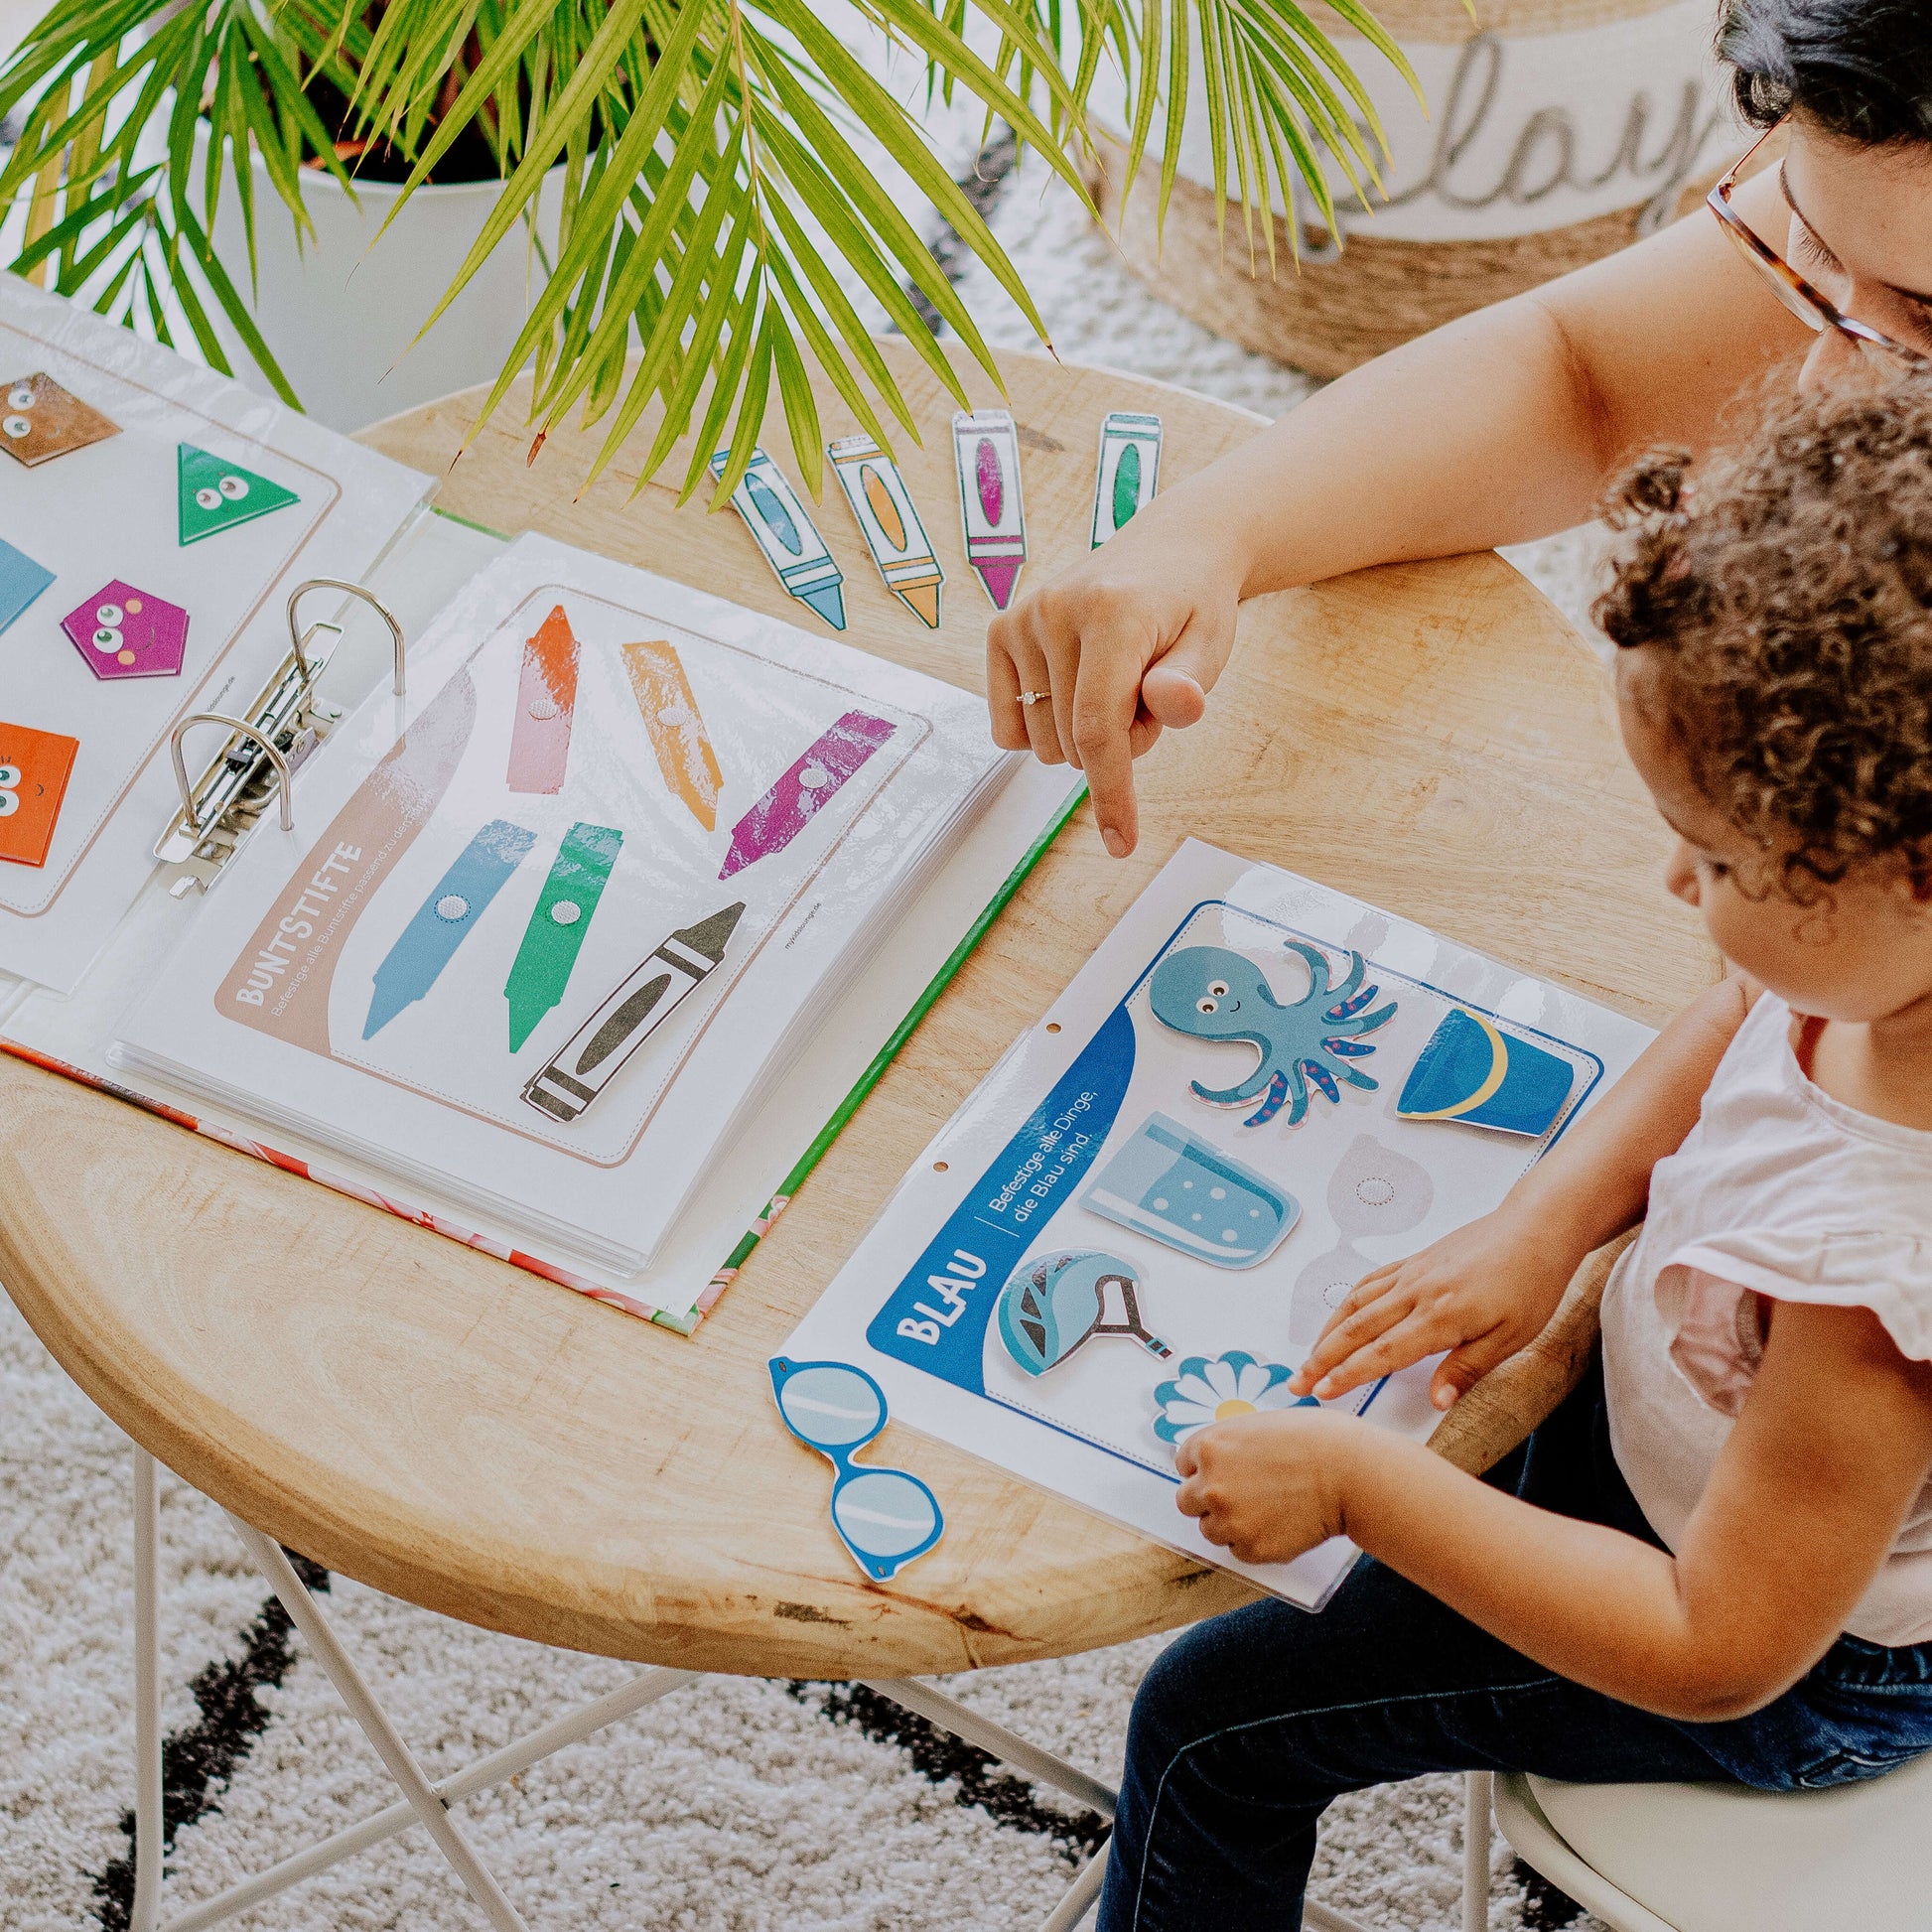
[{"left": 1, "top": 77, "right": 1615, "bottom": 1932}]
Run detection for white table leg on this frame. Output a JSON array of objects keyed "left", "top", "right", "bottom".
[
  {"left": 1040, "top": 1845, "right": 1108, "bottom": 1931},
  {"left": 226, "top": 1516, "right": 530, "bottom": 1932},
  {"left": 131, "top": 1447, "right": 163, "bottom": 1932},
  {"left": 1463, "top": 1768, "right": 1494, "bottom": 1932}
]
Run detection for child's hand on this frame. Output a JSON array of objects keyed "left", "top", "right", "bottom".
[
  {"left": 1288, "top": 1207, "right": 1586, "bottom": 1413},
  {"left": 1174, "top": 1410, "right": 1365, "bottom": 1566}
]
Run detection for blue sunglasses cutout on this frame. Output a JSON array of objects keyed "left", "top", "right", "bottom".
[{"left": 768, "top": 1357, "right": 945, "bottom": 1582}]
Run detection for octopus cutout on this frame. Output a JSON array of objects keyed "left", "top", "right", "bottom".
[{"left": 1149, "top": 941, "right": 1397, "bottom": 1127}]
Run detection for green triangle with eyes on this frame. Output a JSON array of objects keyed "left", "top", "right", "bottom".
[{"left": 177, "top": 443, "right": 300, "bottom": 546}]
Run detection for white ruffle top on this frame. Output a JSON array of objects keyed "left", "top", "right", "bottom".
[{"left": 1600, "top": 990, "right": 1932, "bottom": 1645}]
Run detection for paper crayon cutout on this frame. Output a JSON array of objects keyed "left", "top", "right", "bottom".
[
  {"left": 996, "top": 1250, "right": 1171, "bottom": 1377},
  {"left": 827, "top": 434, "right": 944, "bottom": 628},
  {"left": 0, "top": 722, "right": 80, "bottom": 868},
  {"left": 0, "top": 373, "right": 117, "bottom": 467},
  {"left": 362, "top": 818, "right": 537, "bottom": 1038},
  {"left": 176, "top": 444, "right": 300, "bottom": 545},
  {"left": 0, "top": 538, "right": 54, "bottom": 634},
  {"left": 951, "top": 410, "right": 1027, "bottom": 610},
  {"left": 1081, "top": 1112, "right": 1300, "bottom": 1269},
  {"left": 1091, "top": 411, "right": 1162, "bottom": 548},
  {"left": 502, "top": 822, "right": 622, "bottom": 1052},
  {"left": 621, "top": 640, "right": 722, "bottom": 831},
  {"left": 719, "top": 711, "right": 895, "bottom": 880},
  {"left": 1397, "top": 1007, "right": 1575, "bottom": 1137},
  {"left": 61, "top": 580, "right": 189, "bottom": 681},
  {"left": 522, "top": 899, "right": 745, "bottom": 1123},
  {"left": 1149, "top": 941, "right": 1397, "bottom": 1127},
  {"left": 711, "top": 448, "right": 847, "bottom": 629},
  {"left": 506, "top": 605, "right": 580, "bottom": 794}
]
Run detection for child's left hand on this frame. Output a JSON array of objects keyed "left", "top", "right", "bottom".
[{"left": 1174, "top": 1410, "right": 1366, "bottom": 1566}]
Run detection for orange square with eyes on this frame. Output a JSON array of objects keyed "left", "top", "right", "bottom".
[{"left": 0, "top": 723, "right": 80, "bottom": 868}]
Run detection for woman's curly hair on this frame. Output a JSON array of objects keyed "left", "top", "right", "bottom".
[{"left": 1593, "top": 374, "right": 1932, "bottom": 899}]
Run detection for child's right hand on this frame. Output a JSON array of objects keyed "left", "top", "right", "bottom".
[{"left": 1287, "top": 1206, "right": 1587, "bottom": 1413}]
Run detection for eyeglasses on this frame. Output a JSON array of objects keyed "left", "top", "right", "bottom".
[
  {"left": 768, "top": 1357, "right": 944, "bottom": 1582},
  {"left": 1708, "top": 126, "right": 1928, "bottom": 371}
]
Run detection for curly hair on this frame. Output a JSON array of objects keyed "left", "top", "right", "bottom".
[
  {"left": 1592, "top": 374, "right": 1932, "bottom": 898},
  {"left": 1720, "top": 1, "right": 1932, "bottom": 148}
]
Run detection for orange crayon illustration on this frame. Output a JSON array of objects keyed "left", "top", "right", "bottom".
[
  {"left": 622, "top": 639, "right": 723, "bottom": 831},
  {"left": 828, "top": 434, "right": 944, "bottom": 630}
]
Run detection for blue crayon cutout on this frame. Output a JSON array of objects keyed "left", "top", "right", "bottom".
[
  {"left": 363, "top": 818, "right": 537, "bottom": 1038},
  {"left": 1149, "top": 941, "right": 1397, "bottom": 1127},
  {"left": 0, "top": 537, "right": 54, "bottom": 634},
  {"left": 1082, "top": 1112, "right": 1300, "bottom": 1269},
  {"left": 1397, "top": 1007, "right": 1575, "bottom": 1137}
]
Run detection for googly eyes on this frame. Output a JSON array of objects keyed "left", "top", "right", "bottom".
[
  {"left": 1208, "top": 981, "right": 1229, "bottom": 998},
  {"left": 91, "top": 626, "right": 123, "bottom": 653},
  {"left": 0, "top": 791, "right": 17, "bottom": 818},
  {"left": 195, "top": 485, "right": 221, "bottom": 510},
  {"left": 218, "top": 474, "right": 248, "bottom": 499},
  {"left": 0, "top": 765, "right": 20, "bottom": 788},
  {"left": 1196, "top": 996, "right": 1218, "bottom": 1014},
  {"left": 7, "top": 384, "right": 34, "bottom": 409},
  {"left": 3, "top": 416, "right": 29, "bottom": 440}
]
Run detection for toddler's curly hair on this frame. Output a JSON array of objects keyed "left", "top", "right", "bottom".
[{"left": 1593, "top": 375, "right": 1932, "bottom": 897}]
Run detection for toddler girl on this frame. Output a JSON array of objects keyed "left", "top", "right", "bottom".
[{"left": 1098, "top": 375, "right": 1932, "bottom": 1929}]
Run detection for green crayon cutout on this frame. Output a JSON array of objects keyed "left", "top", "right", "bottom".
[{"left": 503, "top": 823, "right": 622, "bottom": 1051}]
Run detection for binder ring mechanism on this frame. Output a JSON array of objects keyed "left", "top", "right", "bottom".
[{"left": 154, "top": 580, "right": 407, "bottom": 895}]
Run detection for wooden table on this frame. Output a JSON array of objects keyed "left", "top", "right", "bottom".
[{"left": 0, "top": 344, "right": 1717, "bottom": 1680}]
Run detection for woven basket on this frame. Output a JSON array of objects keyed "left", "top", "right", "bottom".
[{"left": 1091, "top": 0, "right": 1741, "bottom": 376}]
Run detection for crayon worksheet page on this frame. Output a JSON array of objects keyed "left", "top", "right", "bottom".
[
  {"left": 116, "top": 534, "right": 1014, "bottom": 1272},
  {"left": 785, "top": 841, "right": 1656, "bottom": 1608},
  {"left": 0, "top": 277, "right": 430, "bottom": 993}
]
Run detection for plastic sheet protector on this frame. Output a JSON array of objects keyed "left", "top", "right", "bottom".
[
  {"left": 117, "top": 534, "right": 1017, "bottom": 1274},
  {"left": 0, "top": 276, "right": 431, "bottom": 992},
  {"left": 786, "top": 841, "right": 1656, "bottom": 1607}
]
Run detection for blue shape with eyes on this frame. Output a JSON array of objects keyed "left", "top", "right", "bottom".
[{"left": 1148, "top": 942, "right": 1398, "bottom": 1127}]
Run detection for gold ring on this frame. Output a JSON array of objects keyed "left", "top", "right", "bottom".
[{"left": 1018, "top": 690, "right": 1049, "bottom": 706}]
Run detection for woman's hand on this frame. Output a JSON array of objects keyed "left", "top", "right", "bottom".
[
  {"left": 985, "top": 505, "right": 1243, "bottom": 857},
  {"left": 1174, "top": 1409, "right": 1369, "bottom": 1566},
  {"left": 1288, "top": 1205, "right": 1587, "bottom": 1413}
]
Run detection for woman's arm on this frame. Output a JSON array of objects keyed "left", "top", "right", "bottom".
[
  {"left": 989, "top": 169, "right": 1804, "bottom": 857},
  {"left": 1179, "top": 1297, "right": 1932, "bottom": 1721},
  {"left": 1291, "top": 976, "right": 1758, "bottom": 1410}
]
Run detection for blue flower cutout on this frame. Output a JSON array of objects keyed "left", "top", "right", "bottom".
[{"left": 1152, "top": 1350, "right": 1318, "bottom": 1447}]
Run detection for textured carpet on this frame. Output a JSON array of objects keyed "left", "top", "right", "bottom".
[{"left": 2, "top": 89, "right": 1617, "bottom": 1932}]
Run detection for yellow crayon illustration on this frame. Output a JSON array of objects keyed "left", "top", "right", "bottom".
[
  {"left": 622, "top": 639, "right": 724, "bottom": 832},
  {"left": 828, "top": 433, "right": 945, "bottom": 629}
]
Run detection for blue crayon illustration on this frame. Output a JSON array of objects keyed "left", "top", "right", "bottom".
[
  {"left": 710, "top": 446, "right": 847, "bottom": 630},
  {"left": 363, "top": 818, "right": 537, "bottom": 1038}
]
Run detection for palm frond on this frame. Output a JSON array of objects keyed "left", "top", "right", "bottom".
[{"left": 0, "top": 0, "right": 1415, "bottom": 488}]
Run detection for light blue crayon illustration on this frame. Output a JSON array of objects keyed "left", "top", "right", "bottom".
[
  {"left": 711, "top": 446, "right": 847, "bottom": 630},
  {"left": 0, "top": 536, "right": 54, "bottom": 634},
  {"left": 363, "top": 818, "right": 537, "bottom": 1038},
  {"left": 1082, "top": 1113, "right": 1300, "bottom": 1269}
]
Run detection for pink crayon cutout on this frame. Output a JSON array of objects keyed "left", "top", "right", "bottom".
[
  {"left": 976, "top": 438, "right": 1003, "bottom": 525},
  {"left": 720, "top": 711, "right": 896, "bottom": 880}
]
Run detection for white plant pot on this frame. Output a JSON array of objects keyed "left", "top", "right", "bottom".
[{"left": 199, "top": 126, "right": 562, "bottom": 433}]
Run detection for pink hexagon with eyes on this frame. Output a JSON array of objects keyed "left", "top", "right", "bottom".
[{"left": 61, "top": 580, "right": 189, "bottom": 680}]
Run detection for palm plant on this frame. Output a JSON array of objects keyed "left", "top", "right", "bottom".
[{"left": 0, "top": 2, "right": 1415, "bottom": 504}]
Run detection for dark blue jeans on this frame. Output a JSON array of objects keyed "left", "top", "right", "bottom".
[{"left": 1099, "top": 1352, "right": 1932, "bottom": 1931}]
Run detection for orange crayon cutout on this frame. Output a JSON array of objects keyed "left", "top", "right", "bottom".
[
  {"left": 622, "top": 640, "right": 723, "bottom": 831},
  {"left": 863, "top": 466, "right": 906, "bottom": 551}
]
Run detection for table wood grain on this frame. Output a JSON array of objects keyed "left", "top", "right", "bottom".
[{"left": 0, "top": 344, "right": 1717, "bottom": 1677}]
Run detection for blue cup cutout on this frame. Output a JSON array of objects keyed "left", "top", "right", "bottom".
[
  {"left": 768, "top": 1357, "right": 944, "bottom": 1582},
  {"left": 1397, "top": 1008, "right": 1574, "bottom": 1138},
  {"left": 1081, "top": 1112, "right": 1301, "bottom": 1269}
]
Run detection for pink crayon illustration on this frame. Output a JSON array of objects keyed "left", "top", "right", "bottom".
[
  {"left": 952, "top": 410, "right": 1027, "bottom": 611},
  {"left": 506, "top": 605, "right": 580, "bottom": 793},
  {"left": 719, "top": 711, "right": 896, "bottom": 880}
]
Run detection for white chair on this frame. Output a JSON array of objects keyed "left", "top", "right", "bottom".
[{"left": 1495, "top": 1752, "right": 1932, "bottom": 1931}]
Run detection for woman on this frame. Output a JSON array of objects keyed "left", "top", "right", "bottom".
[{"left": 988, "top": 0, "right": 1932, "bottom": 857}]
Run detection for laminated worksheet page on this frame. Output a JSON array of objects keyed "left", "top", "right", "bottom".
[
  {"left": 118, "top": 534, "right": 1013, "bottom": 1272},
  {"left": 786, "top": 841, "right": 1656, "bottom": 1607},
  {"left": 0, "top": 278, "right": 431, "bottom": 992}
]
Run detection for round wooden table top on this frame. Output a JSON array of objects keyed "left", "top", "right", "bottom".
[{"left": 0, "top": 344, "right": 1716, "bottom": 1678}]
